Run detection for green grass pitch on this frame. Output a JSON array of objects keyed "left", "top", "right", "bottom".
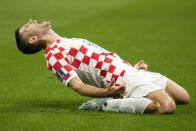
[{"left": 0, "top": 0, "right": 196, "bottom": 130}]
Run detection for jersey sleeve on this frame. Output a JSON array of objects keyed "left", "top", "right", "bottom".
[{"left": 46, "top": 51, "right": 78, "bottom": 86}]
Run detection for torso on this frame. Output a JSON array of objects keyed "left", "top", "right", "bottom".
[{"left": 44, "top": 37, "right": 137, "bottom": 88}]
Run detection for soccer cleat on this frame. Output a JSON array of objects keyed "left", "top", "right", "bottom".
[{"left": 79, "top": 98, "right": 113, "bottom": 111}]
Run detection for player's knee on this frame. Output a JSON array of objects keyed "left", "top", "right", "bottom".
[
  {"left": 160, "top": 99, "right": 176, "bottom": 114},
  {"left": 165, "top": 100, "right": 176, "bottom": 114}
]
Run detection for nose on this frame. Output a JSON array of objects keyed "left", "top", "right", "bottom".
[
  {"left": 29, "top": 19, "right": 37, "bottom": 24},
  {"left": 29, "top": 19, "right": 32, "bottom": 22}
]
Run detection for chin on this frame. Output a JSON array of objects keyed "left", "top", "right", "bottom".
[
  {"left": 43, "top": 22, "right": 51, "bottom": 29},
  {"left": 47, "top": 21, "right": 51, "bottom": 26}
]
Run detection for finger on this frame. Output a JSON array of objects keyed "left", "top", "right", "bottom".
[
  {"left": 140, "top": 63, "right": 145, "bottom": 66},
  {"left": 134, "top": 64, "right": 140, "bottom": 70},
  {"left": 115, "top": 82, "right": 126, "bottom": 93},
  {"left": 134, "top": 60, "right": 143, "bottom": 67},
  {"left": 139, "top": 63, "right": 146, "bottom": 69},
  {"left": 120, "top": 90, "right": 127, "bottom": 98},
  {"left": 116, "top": 86, "right": 126, "bottom": 93},
  {"left": 121, "top": 91, "right": 127, "bottom": 96},
  {"left": 138, "top": 60, "right": 144, "bottom": 64},
  {"left": 122, "top": 80, "right": 127, "bottom": 87},
  {"left": 115, "top": 95, "right": 123, "bottom": 99},
  {"left": 144, "top": 65, "right": 147, "bottom": 70},
  {"left": 110, "top": 78, "right": 115, "bottom": 87},
  {"left": 117, "top": 94, "right": 124, "bottom": 99},
  {"left": 145, "top": 64, "right": 148, "bottom": 69},
  {"left": 108, "top": 79, "right": 115, "bottom": 92},
  {"left": 141, "top": 64, "right": 148, "bottom": 70}
]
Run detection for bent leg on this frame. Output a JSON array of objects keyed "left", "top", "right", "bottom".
[
  {"left": 145, "top": 89, "right": 176, "bottom": 114},
  {"left": 100, "top": 89, "right": 176, "bottom": 114},
  {"left": 165, "top": 78, "right": 190, "bottom": 104},
  {"left": 101, "top": 89, "right": 177, "bottom": 114}
]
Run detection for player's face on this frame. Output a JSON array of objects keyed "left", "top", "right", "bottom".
[{"left": 20, "top": 19, "right": 51, "bottom": 39}]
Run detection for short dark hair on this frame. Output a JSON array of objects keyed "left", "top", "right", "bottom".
[{"left": 15, "top": 28, "right": 43, "bottom": 54}]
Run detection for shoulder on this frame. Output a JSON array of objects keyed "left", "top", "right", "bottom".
[{"left": 44, "top": 39, "right": 68, "bottom": 63}]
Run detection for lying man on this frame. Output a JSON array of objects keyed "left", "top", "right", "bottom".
[{"left": 14, "top": 19, "right": 190, "bottom": 114}]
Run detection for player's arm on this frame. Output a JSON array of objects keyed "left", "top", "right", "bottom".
[
  {"left": 134, "top": 60, "right": 148, "bottom": 70},
  {"left": 68, "top": 76, "right": 126, "bottom": 98}
]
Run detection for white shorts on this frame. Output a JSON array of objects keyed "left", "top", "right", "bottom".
[{"left": 123, "top": 70, "right": 168, "bottom": 98}]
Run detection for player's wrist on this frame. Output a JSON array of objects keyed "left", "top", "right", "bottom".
[{"left": 104, "top": 88, "right": 112, "bottom": 97}]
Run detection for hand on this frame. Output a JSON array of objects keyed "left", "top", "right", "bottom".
[
  {"left": 134, "top": 60, "right": 148, "bottom": 70},
  {"left": 107, "top": 79, "right": 127, "bottom": 98}
]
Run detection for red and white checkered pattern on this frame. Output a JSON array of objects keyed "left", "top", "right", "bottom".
[{"left": 44, "top": 38, "right": 133, "bottom": 88}]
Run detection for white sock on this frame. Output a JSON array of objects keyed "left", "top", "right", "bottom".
[{"left": 101, "top": 97, "right": 152, "bottom": 114}]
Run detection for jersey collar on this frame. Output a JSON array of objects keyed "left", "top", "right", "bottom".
[{"left": 44, "top": 37, "right": 62, "bottom": 54}]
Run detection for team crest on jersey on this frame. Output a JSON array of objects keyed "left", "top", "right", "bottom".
[{"left": 56, "top": 69, "right": 66, "bottom": 81}]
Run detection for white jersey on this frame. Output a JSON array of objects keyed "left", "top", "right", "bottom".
[{"left": 44, "top": 37, "right": 137, "bottom": 88}]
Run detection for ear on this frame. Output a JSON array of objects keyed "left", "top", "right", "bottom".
[{"left": 29, "top": 36, "right": 39, "bottom": 45}]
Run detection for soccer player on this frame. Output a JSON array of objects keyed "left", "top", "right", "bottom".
[{"left": 14, "top": 19, "right": 190, "bottom": 114}]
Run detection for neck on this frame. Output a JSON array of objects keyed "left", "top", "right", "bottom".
[{"left": 43, "top": 29, "right": 61, "bottom": 49}]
